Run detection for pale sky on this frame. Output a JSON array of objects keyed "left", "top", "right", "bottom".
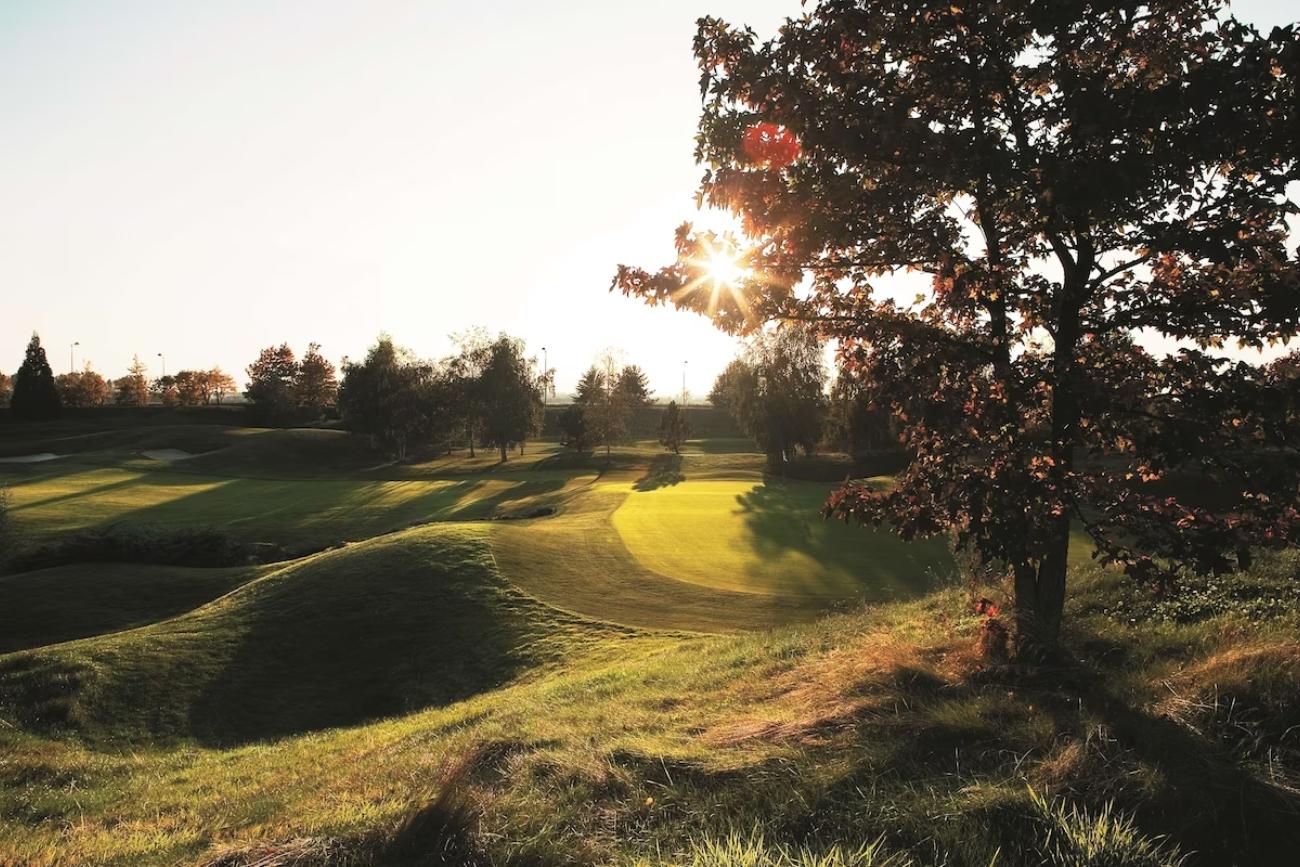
[{"left": 1, "top": 1, "right": 1295, "bottom": 395}]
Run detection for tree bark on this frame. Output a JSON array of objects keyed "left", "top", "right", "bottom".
[{"left": 500, "top": 442, "right": 507, "bottom": 462}]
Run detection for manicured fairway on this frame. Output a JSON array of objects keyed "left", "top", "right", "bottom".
[
  {"left": 1, "top": 465, "right": 564, "bottom": 550},
  {"left": 612, "top": 479, "right": 955, "bottom": 599}
]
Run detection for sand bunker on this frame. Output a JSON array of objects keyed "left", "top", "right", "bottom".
[
  {"left": 141, "top": 449, "right": 195, "bottom": 462},
  {"left": 0, "top": 453, "right": 61, "bottom": 464}
]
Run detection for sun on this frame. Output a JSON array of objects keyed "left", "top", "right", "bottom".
[{"left": 704, "top": 248, "right": 749, "bottom": 289}]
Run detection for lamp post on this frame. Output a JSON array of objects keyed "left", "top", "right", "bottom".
[
  {"left": 542, "top": 346, "right": 549, "bottom": 401},
  {"left": 70, "top": 341, "right": 79, "bottom": 373},
  {"left": 157, "top": 352, "right": 166, "bottom": 378},
  {"left": 682, "top": 359, "right": 688, "bottom": 407}
]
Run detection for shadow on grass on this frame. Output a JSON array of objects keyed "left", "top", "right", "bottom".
[
  {"left": 732, "top": 482, "right": 955, "bottom": 600},
  {"left": 634, "top": 454, "right": 686, "bottom": 491}
]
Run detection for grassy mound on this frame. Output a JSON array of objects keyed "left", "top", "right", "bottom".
[
  {"left": 0, "top": 562, "right": 258, "bottom": 653},
  {"left": 0, "top": 524, "right": 615, "bottom": 745}
]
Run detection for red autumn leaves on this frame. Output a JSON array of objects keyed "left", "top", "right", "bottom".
[{"left": 742, "top": 122, "right": 801, "bottom": 166}]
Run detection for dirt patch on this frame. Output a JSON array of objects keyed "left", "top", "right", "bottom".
[{"left": 0, "top": 453, "right": 61, "bottom": 463}]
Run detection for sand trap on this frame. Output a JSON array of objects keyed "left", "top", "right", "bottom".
[
  {"left": 0, "top": 453, "right": 61, "bottom": 463},
  {"left": 141, "top": 449, "right": 196, "bottom": 462}
]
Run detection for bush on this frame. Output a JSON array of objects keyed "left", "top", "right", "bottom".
[{"left": 5, "top": 524, "right": 253, "bottom": 573}]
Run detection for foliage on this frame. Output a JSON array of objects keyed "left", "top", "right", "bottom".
[
  {"left": 477, "top": 334, "right": 543, "bottom": 461},
  {"left": 0, "top": 371, "right": 11, "bottom": 407},
  {"left": 296, "top": 342, "right": 339, "bottom": 418},
  {"left": 613, "top": 0, "right": 1300, "bottom": 649},
  {"left": 824, "top": 372, "right": 896, "bottom": 456},
  {"left": 151, "top": 374, "right": 179, "bottom": 407},
  {"left": 559, "top": 402, "right": 593, "bottom": 452},
  {"left": 659, "top": 400, "right": 691, "bottom": 453},
  {"left": 244, "top": 343, "right": 299, "bottom": 423},
  {"left": 710, "top": 327, "right": 827, "bottom": 463},
  {"left": 10, "top": 332, "right": 61, "bottom": 421},
  {"left": 570, "top": 356, "right": 655, "bottom": 459},
  {"left": 447, "top": 328, "right": 494, "bottom": 457},
  {"left": 338, "top": 335, "right": 447, "bottom": 460},
  {"left": 114, "top": 356, "right": 151, "bottom": 407},
  {"left": 55, "top": 365, "right": 110, "bottom": 408}
]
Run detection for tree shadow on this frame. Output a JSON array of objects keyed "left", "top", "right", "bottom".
[
  {"left": 634, "top": 454, "right": 686, "bottom": 491},
  {"left": 731, "top": 482, "right": 955, "bottom": 600}
]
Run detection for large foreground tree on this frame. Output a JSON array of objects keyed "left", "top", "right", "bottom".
[{"left": 615, "top": 1, "right": 1299, "bottom": 651}]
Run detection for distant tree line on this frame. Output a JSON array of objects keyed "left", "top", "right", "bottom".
[
  {"left": 336, "top": 330, "right": 545, "bottom": 462},
  {"left": 0, "top": 333, "right": 240, "bottom": 419},
  {"left": 2, "top": 329, "right": 899, "bottom": 465}
]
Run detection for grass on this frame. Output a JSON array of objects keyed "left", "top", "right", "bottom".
[
  {"left": 1, "top": 464, "right": 565, "bottom": 553},
  {"left": 0, "top": 522, "right": 617, "bottom": 746},
  {"left": 4, "top": 557, "right": 1298, "bottom": 865},
  {"left": 612, "top": 479, "right": 953, "bottom": 599},
  {"left": 0, "top": 562, "right": 259, "bottom": 653},
  {"left": 2, "top": 425, "right": 1299, "bottom": 866}
]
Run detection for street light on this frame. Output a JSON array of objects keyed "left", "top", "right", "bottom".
[
  {"left": 70, "top": 341, "right": 79, "bottom": 373},
  {"left": 682, "top": 359, "right": 688, "bottom": 407},
  {"left": 157, "top": 352, "right": 166, "bottom": 378},
  {"left": 542, "top": 346, "right": 549, "bottom": 400}
]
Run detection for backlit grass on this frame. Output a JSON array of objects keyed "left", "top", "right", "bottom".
[{"left": 612, "top": 479, "right": 954, "bottom": 599}]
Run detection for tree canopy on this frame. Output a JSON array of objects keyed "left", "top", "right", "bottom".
[
  {"left": 10, "top": 333, "right": 61, "bottom": 421},
  {"left": 710, "top": 327, "right": 827, "bottom": 463},
  {"left": 614, "top": 0, "right": 1300, "bottom": 651}
]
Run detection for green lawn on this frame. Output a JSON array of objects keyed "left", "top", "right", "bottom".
[
  {"left": 1, "top": 428, "right": 1297, "bottom": 867},
  {"left": 2, "top": 465, "right": 565, "bottom": 551},
  {"left": 612, "top": 479, "right": 954, "bottom": 600}
]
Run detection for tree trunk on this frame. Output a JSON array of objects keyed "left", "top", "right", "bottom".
[{"left": 500, "top": 442, "right": 507, "bottom": 462}]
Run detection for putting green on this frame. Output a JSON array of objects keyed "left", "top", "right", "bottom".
[{"left": 611, "top": 479, "right": 954, "bottom": 599}]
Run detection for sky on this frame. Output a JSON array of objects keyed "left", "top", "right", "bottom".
[{"left": 1, "top": 0, "right": 1295, "bottom": 397}]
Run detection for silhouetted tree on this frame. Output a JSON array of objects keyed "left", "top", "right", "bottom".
[
  {"left": 207, "top": 368, "right": 238, "bottom": 405},
  {"left": 338, "top": 336, "right": 447, "bottom": 461},
  {"left": 825, "top": 372, "right": 895, "bottom": 455},
  {"left": 558, "top": 402, "right": 592, "bottom": 452},
  {"left": 11, "top": 333, "right": 61, "bottom": 420},
  {"left": 478, "top": 335, "right": 541, "bottom": 461},
  {"left": 615, "top": 0, "right": 1300, "bottom": 652},
  {"left": 55, "top": 365, "right": 110, "bottom": 408},
  {"left": 114, "top": 356, "right": 150, "bottom": 407},
  {"left": 0, "top": 372, "right": 11, "bottom": 408},
  {"left": 152, "top": 375, "right": 179, "bottom": 407},
  {"left": 709, "top": 328, "right": 826, "bottom": 463},
  {"left": 447, "top": 329, "right": 492, "bottom": 457},
  {"left": 245, "top": 344, "right": 299, "bottom": 423},
  {"left": 296, "top": 343, "right": 339, "bottom": 418},
  {"left": 173, "top": 370, "right": 206, "bottom": 406},
  {"left": 659, "top": 400, "right": 690, "bottom": 454}
]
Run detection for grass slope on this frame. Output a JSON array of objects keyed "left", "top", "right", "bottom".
[
  {"left": 2, "top": 561, "right": 1299, "bottom": 866},
  {"left": 0, "top": 562, "right": 259, "bottom": 653},
  {"left": 0, "top": 523, "right": 617, "bottom": 745}
]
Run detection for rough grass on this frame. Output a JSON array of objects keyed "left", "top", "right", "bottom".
[{"left": 3, "top": 557, "right": 1299, "bottom": 866}]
